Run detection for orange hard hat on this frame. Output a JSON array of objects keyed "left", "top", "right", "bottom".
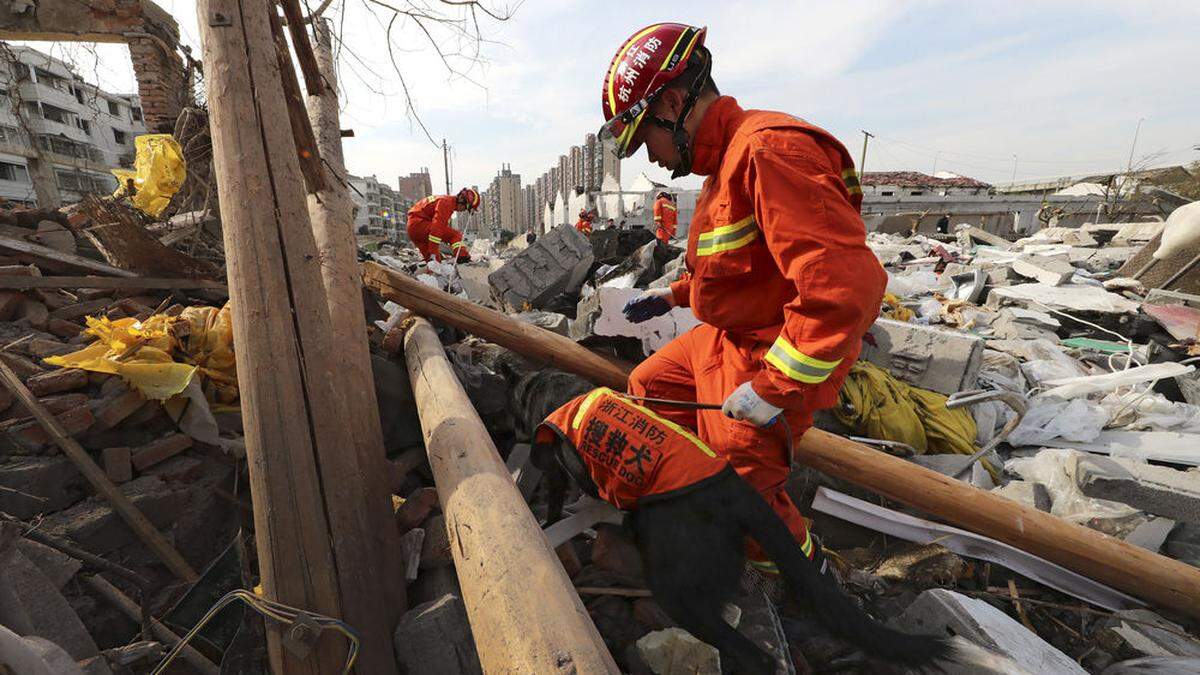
[{"left": 457, "top": 187, "right": 481, "bottom": 211}]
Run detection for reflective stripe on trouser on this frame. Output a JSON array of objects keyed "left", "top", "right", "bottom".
[
  {"left": 627, "top": 323, "right": 816, "bottom": 568},
  {"left": 764, "top": 336, "right": 842, "bottom": 384},
  {"left": 696, "top": 215, "right": 758, "bottom": 256},
  {"left": 452, "top": 241, "right": 467, "bottom": 250}
]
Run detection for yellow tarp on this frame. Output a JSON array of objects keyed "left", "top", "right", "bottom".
[
  {"left": 45, "top": 304, "right": 237, "bottom": 404},
  {"left": 111, "top": 134, "right": 186, "bottom": 218},
  {"left": 880, "top": 293, "right": 915, "bottom": 322},
  {"left": 834, "top": 361, "right": 977, "bottom": 457}
]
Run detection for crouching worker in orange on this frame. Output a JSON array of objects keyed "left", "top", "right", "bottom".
[
  {"left": 406, "top": 187, "right": 479, "bottom": 263},
  {"left": 533, "top": 387, "right": 951, "bottom": 674},
  {"left": 599, "top": 23, "right": 887, "bottom": 574},
  {"left": 575, "top": 209, "right": 596, "bottom": 235}
]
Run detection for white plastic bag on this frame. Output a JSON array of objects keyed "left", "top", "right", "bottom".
[
  {"left": 1008, "top": 397, "right": 1108, "bottom": 446},
  {"left": 886, "top": 269, "right": 939, "bottom": 298},
  {"left": 1006, "top": 448, "right": 1142, "bottom": 531}
]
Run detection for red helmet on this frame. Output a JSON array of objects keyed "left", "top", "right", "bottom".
[
  {"left": 457, "top": 187, "right": 481, "bottom": 211},
  {"left": 599, "top": 23, "right": 708, "bottom": 170}
]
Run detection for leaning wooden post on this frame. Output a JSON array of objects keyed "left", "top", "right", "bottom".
[
  {"left": 302, "top": 14, "right": 406, "bottom": 620},
  {"left": 369, "top": 266, "right": 1200, "bottom": 620},
  {"left": 196, "top": 1, "right": 399, "bottom": 673},
  {"left": 403, "top": 317, "right": 620, "bottom": 673}
]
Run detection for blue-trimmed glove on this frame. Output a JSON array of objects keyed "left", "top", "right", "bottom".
[
  {"left": 722, "top": 381, "right": 783, "bottom": 427},
  {"left": 622, "top": 287, "right": 674, "bottom": 323}
]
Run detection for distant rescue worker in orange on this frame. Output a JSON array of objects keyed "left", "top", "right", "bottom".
[
  {"left": 601, "top": 23, "right": 886, "bottom": 574},
  {"left": 406, "top": 187, "right": 480, "bottom": 262},
  {"left": 653, "top": 191, "right": 677, "bottom": 242},
  {"left": 575, "top": 208, "right": 596, "bottom": 235}
]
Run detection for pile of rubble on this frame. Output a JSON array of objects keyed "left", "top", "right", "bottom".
[
  {"left": 370, "top": 215, "right": 1200, "bottom": 674},
  {"left": 4, "top": 196, "right": 1199, "bottom": 673}
]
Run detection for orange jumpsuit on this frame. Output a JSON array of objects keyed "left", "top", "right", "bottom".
[
  {"left": 628, "top": 96, "right": 886, "bottom": 569},
  {"left": 653, "top": 196, "right": 678, "bottom": 242},
  {"left": 406, "top": 195, "right": 466, "bottom": 262},
  {"left": 576, "top": 218, "right": 594, "bottom": 235}
]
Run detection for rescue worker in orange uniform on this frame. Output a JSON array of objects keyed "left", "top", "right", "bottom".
[
  {"left": 600, "top": 23, "right": 887, "bottom": 571},
  {"left": 406, "top": 187, "right": 479, "bottom": 262},
  {"left": 653, "top": 191, "right": 677, "bottom": 243},
  {"left": 575, "top": 208, "right": 595, "bottom": 235}
]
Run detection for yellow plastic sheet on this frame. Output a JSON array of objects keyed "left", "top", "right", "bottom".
[
  {"left": 45, "top": 304, "right": 237, "bottom": 403},
  {"left": 111, "top": 134, "right": 186, "bottom": 218},
  {"left": 834, "top": 361, "right": 977, "bottom": 457},
  {"left": 880, "top": 293, "right": 915, "bottom": 322}
]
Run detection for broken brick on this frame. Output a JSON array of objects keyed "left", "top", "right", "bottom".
[
  {"left": 18, "top": 298, "right": 48, "bottom": 329},
  {"left": 0, "top": 290, "right": 24, "bottom": 321},
  {"left": 48, "top": 298, "right": 113, "bottom": 322},
  {"left": 27, "top": 338, "right": 73, "bottom": 358},
  {"left": 93, "top": 389, "right": 146, "bottom": 430},
  {"left": 102, "top": 447, "right": 133, "bottom": 483},
  {"left": 395, "top": 487, "right": 440, "bottom": 535},
  {"left": 26, "top": 368, "right": 88, "bottom": 397},
  {"left": 131, "top": 433, "right": 194, "bottom": 472},
  {"left": 46, "top": 318, "right": 83, "bottom": 339},
  {"left": 5, "top": 406, "right": 96, "bottom": 453}
]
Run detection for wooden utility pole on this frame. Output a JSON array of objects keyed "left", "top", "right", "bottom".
[
  {"left": 442, "top": 138, "right": 451, "bottom": 193},
  {"left": 367, "top": 267, "right": 1200, "bottom": 619},
  {"left": 303, "top": 16, "right": 406, "bottom": 620},
  {"left": 404, "top": 318, "right": 620, "bottom": 674},
  {"left": 196, "top": 0, "right": 399, "bottom": 672},
  {"left": 859, "top": 130, "right": 873, "bottom": 175}
]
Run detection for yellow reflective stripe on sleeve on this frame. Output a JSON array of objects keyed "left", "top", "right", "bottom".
[
  {"left": 451, "top": 241, "right": 467, "bottom": 249},
  {"left": 696, "top": 215, "right": 758, "bottom": 257},
  {"left": 663, "top": 203, "right": 677, "bottom": 212},
  {"left": 764, "top": 336, "right": 842, "bottom": 384},
  {"left": 749, "top": 560, "right": 779, "bottom": 573},
  {"left": 842, "top": 168, "right": 863, "bottom": 195},
  {"left": 800, "top": 528, "right": 814, "bottom": 557},
  {"left": 571, "top": 387, "right": 609, "bottom": 430},
  {"left": 427, "top": 235, "right": 442, "bottom": 244}
]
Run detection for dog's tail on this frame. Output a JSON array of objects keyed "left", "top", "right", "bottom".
[{"left": 733, "top": 477, "right": 952, "bottom": 666}]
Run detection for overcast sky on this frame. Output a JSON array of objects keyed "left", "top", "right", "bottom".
[{"left": 20, "top": 0, "right": 1200, "bottom": 192}]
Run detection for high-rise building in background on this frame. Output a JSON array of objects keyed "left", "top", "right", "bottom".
[
  {"left": 481, "top": 164, "right": 522, "bottom": 233},
  {"left": 0, "top": 45, "right": 147, "bottom": 208},
  {"left": 396, "top": 167, "right": 432, "bottom": 204}
]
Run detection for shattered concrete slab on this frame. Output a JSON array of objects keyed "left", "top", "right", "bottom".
[
  {"left": 572, "top": 286, "right": 700, "bottom": 355},
  {"left": 860, "top": 318, "right": 984, "bottom": 395},
  {"left": 489, "top": 224, "right": 594, "bottom": 311},
  {"left": 1076, "top": 455, "right": 1200, "bottom": 524},
  {"left": 893, "top": 589, "right": 1087, "bottom": 674},
  {"left": 1011, "top": 255, "right": 1076, "bottom": 286},
  {"left": 986, "top": 282, "right": 1142, "bottom": 315},
  {"left": 393, "top": 594, "right": 483, "bottom": 675}
]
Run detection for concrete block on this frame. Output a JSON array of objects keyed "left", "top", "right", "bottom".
[
  {"left": 0, "top": 457, "right": 87, "bottom": 519},
  {"left": 571, "top": 287, "right": 700, "bottom": 356},
  {"left": 636, "top": 628, "right": 721, "bottom": 675},
  {"left": 393, "top": 594, "right": 482, "bottom": 675},
  {"left": 513, "top": 310, "right": 570, "bottom": 336},
  {"left": 1012, "top": 255, "right": 1076, "bottom": 286},
  {"left": 1076, "top": 455, "right": 1200, "bottom": 524},
  {"left": 489, "top": 224, "right": 593, "bottom": 311},
  {"left": 456, "top": 262, "right": 497, "bottom": 307},
  {"left": 860, "top": 318, "right": 984, "bottom": 395},
  {"left": 893, "top": 588, "right": 1086, "bottom": 674}
]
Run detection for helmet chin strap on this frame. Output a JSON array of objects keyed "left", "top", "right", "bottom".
[{"left": 648, "top": 49, "right": 713, "bottom": 179}]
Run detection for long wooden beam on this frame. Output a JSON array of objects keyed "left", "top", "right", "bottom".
[
  {"left": 196, "top": 0, "right": 399, "bottom": 671},
  {"left": 371, "top": 265, "right": 1200, "bottom": 619},
  {"left": 0, "top": 276, "right": 226, "bottom": 291},
  {"left": 364, "top": 262, "right": 631, "bottom": 388},
  {"left": 403, "top": 318, "right": 620, "bottom": 673}
]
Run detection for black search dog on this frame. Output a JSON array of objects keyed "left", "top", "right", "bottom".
[{"left": 523, "top": 375, "right": 952, "bottom": 674}]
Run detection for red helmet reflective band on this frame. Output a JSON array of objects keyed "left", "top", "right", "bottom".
[{"left": 599, "top": 23, "right": 707, "bottom": 159}]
